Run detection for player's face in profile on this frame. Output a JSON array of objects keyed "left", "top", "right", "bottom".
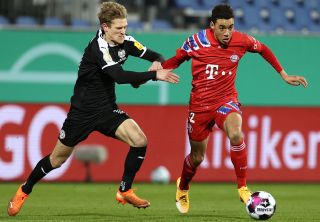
[
  {"left": 210, "top": 18, "right": 234, "bottom": 46},
  {"left": 103, "top": 18, "right": 127, "bottom": 44}
]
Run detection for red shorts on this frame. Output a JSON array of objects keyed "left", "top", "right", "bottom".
[{"left": 187, "top": 101, "right": 242, "bottom": 141}]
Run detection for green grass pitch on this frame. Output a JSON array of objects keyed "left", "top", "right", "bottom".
[{"left": 0, "top": 183, "right": 319, "bottom": 221}]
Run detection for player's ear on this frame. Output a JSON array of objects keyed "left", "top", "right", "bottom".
[
  {"left": 101, "top": 23, "right": 110, "bottom": 31},
  {"left": 210, "top": 21, "right": 214, "bottom": 29}
]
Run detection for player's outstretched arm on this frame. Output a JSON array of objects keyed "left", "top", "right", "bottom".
[
  {"left": 131, "top": 68, "right": 179, "bottom": 88},
  {"left": 156, "top": 69, "right": 179, "bottom": 84},
  {"left": 162, "top": 49, "right": 189, "bottom": 70},
  {"left": 279, "top": 70, "right": 308, "bottom": 87},
  {"left": 258, "top": 44, "right": 308, "bottom": 88},
  {"left": 148, "top": 61, "right": 163, "bottom": 71}
]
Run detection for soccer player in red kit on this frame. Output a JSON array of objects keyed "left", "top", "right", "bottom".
[{"left": 161, "top": 4, "right": 308, "bottom": 214}]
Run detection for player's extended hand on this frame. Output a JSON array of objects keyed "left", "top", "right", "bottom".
[
  {"left": 280, "top": 70, "right": 308, "bottom": 87},
  {"left": 283, "top": 75, "right": 308, "bottom": 87},
  {"left": 148, "top": 61, "right": 163, "bottom": 71},
  {"left": 156, "top": 69, "right": 179, "bottom": 84}
]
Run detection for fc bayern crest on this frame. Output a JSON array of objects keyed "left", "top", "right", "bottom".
[
  {"left": 230, "top": 54, "right": 239, "bottom": 63},
  {"left": 118, "top": 49, "right": 126, "bottom": 58}
]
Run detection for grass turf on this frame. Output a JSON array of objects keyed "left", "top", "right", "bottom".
[{"left": 0, "top": 183, "right": 319, "bottom": 221}]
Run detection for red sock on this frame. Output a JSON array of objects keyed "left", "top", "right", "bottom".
[
  {"left": 230, "top": 140, "right": 248, "bottom": 188},
  {"left": 179, "top": 154, "right": 197, "bottom": 190}
]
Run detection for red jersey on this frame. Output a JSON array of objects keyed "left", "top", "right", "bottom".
[{"left": 162, "top": 29, "right": 282, "bottom": 112}]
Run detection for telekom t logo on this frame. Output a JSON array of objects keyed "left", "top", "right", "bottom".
[{"left": 205, "top": 64, "right": 232, "bottom": 79}]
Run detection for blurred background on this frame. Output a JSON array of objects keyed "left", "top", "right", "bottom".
[
  {"left": 0, "top": 0, "right": 320, "bottom": 34},
  {"left": 0, "top": 0, "right": 320, "bottom": 33},
  {"left": 0, "top": 0, "right": 319, "bottom": 184}
]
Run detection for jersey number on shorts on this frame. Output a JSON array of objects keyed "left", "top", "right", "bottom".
[{"left": 189, "top": 112, "right": 195, "bottom": 123}]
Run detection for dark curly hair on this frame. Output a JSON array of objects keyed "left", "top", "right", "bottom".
[{"left": 211, "top": 4, "right": 234, "bottom": 23}]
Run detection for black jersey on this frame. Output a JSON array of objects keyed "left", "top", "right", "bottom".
[{"left": 70, "top": 29, "right": 164, "bottom": 112}]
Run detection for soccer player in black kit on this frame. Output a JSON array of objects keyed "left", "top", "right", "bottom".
[{"left": 7, "top": 1, "right": 179, "bottom": 216}]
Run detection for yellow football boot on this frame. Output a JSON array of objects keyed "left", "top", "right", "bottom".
[{"left": 175, "top": 177, "right": 189, "bottom": 214}]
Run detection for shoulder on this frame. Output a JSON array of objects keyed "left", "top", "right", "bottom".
[
  {"left": 194, "top": 29, "right": 211, "bottom": 47},
  {"left": 182, "top": 29, "right": 211, "bottom": 52},
  {"left": 124, "top": 35, "right": 136, "bottom": 43},
  {"left": 232, "top": 30, "right": 262, "bottom": 52},
  {"left": 185, "top": 29, "right": 208, "bottom": 42},
  {"left": 126, "top": 34, "right": 138, "bottom": 41},
  {"left": 124, "top": 34, "right": 145, "bottom": 51},
  {"left": 233, "top": 30, "right": 250, "bottom": 40},
  {"left": 86, "top": 29, "right": 108, "bottom": 54},
  {"left": 232, "top": 30, "right": 258, "bottom": 45}
]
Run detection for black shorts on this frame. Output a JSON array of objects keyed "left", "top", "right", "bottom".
[{"left": 58, "top": 107, "right": 130, "bottom": 147}]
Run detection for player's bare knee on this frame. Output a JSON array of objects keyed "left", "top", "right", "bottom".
[
  {"left": 50, "top": 160, "right": 61, "bottom": 168},
  {"left": 190, "top": 153, "right": 204, "bottom": 166},
  {"left": 50, "top": 155, "right": 68, "bottom": 168},
  {"left": 229, "top": 131, "right": 243, "bottom": 145},
  {"left": 131, "top": 134, "right": 147, "bottom": 147},
  {"left": 194, "top": 158, "right": 204, "bottom": 166}
]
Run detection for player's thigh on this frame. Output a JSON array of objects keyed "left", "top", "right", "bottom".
[
  {"left": 115, "top": 119, "right": 147, "bottom": 147},
  {"left": 96, "top": 108, "right": 129, "bottom": 137},
  {"left": 223, "top": 112, "right": 243, "bottom": 143},
  {"left": 214, "top": 101, "right": 243, "bottom": 132},
  {"left": 50, "top": 140, "right": 74, "bottom": 168},
  {"left": 223, "top": 112, "right": 242, "bottom": 133},
  {"left": 188, "top": 111, "right": 214, "bottom": 141},
  {"left": 59, "top": 109, "right": 97, "bottom": 147}
]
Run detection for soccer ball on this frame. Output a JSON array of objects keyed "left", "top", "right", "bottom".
[
  {"left": 246, "top": 191, "right": 276, "bottom": 220},
  {"left": 150, "top": 166, "right": 170, "bottom": 184}
]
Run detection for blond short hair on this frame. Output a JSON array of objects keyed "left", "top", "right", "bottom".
[{"left": 98, "top": 1, "right": 127, "bottom": 26}]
